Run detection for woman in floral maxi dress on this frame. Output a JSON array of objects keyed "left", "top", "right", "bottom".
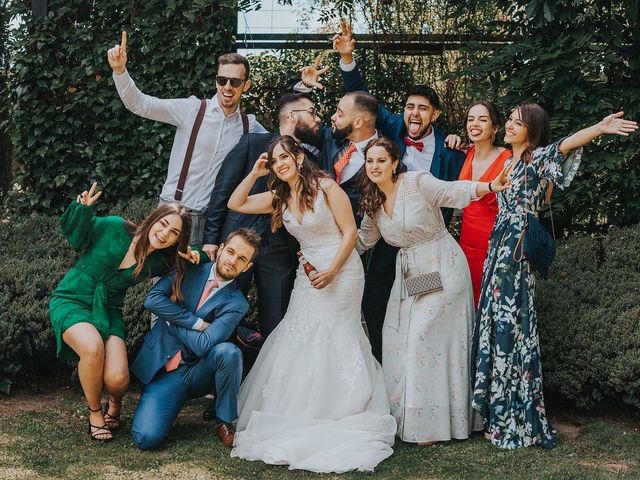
[{"left": 471, "top": 105, "right": 637, "bottom": 449}]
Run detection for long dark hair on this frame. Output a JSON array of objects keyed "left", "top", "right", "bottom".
[
  {"left": 266, "top": 135, "right": 328, "bottom": 233},
  {"left": 129, "top": 203, "right": 192, "bottom": 302},
  {"left": 359, "top": 137, "right": 400, "bottom": 218},
  {"left": 514, "top": 103, "right": 550, "bottom": 163},
  {"left": 465, "top": 100, "right": 503, "bottom": 146}
]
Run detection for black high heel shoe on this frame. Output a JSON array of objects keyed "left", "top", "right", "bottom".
[{"left": 88, "top": 405, "right": 113, "bottom": 442}]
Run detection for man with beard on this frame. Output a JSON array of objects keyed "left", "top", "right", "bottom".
[
  {"left": 203, "top": 93, "right": 322, "bottom": 347},
  {"left": 199, "top": 95, "right": 323, "bottom": 426},
  {"left": 295, "top": 23, "right": 465, "bottom": 363},
  {"left": 130, "top": 229, "right": 260, "bottom": 450}
]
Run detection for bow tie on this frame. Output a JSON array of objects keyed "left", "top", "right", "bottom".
[{"left": 404, "top": 137, "right": 424, "bottom": 152}]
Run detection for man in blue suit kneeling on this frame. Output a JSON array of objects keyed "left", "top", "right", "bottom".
[{"left": 130, "top": 228, "right": 261, "bottom": 450}]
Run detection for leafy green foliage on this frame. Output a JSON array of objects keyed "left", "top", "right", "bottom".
[
  {"left": 455, "top": 0, "right": 640, "bottom": 230},
  {"left": 538, "top": 225, "right": 640, "bottom": 408},
  {"left": 4, "top": 0, "right": 235, "bottom": 214}
]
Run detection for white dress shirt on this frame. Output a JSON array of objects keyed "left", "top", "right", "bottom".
[
  {"left": 403, "top": 128, "right": 436, "bottom": 172},
  {"left": 191, "top": 264, "right": 232, "bottom": 331},
  {"left": 113, "top": 70, "right": 267, "bottom": 212},
  {"left": 339, "top": 133, "right": 379, "bottom": 184}
]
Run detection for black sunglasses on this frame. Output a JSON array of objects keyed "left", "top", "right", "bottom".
[{"left": 216, "top": 75, "right": 245, "bottom": 88}]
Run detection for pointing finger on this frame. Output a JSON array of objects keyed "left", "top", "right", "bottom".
[
  {"left": 313, "top": 54, "right": 322, "bottom": 69},
  {"left": 121, "top": 31, "right": 127, "bottom": 52},
  {"left": 318, "top": 65, "right": 330, "bottom": 75}
]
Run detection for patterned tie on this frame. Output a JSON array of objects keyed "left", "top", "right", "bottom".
[
  {"left": 404, "top": 136, "right": 424, "bottom": 152},
  {"left": 334, "top": 143, "right": 357, "bottom": 184},
  {"left": 165, "top": 279, "right": 219, "bottom": 372}
]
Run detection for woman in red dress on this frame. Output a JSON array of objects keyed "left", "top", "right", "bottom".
[{"left": 457, "top": 101, "right": 512, "bottom": 307}]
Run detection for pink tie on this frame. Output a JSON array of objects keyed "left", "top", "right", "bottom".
[{"left": 165, "top": 279, "right": 219, "bottom": 372}]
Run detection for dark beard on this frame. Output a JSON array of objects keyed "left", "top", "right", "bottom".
[
  {"left": 294, "top": 124, "right": 321, "bottom": 147},
  {"left": 331, "top": 123, "right": 353, "bottom": 141}
]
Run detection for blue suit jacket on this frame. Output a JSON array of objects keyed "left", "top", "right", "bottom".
[
  {"left": 341, "top": 64, "right": 465, "bottom": 224},
  {"left": 131, "top": 262, "right": 248, "bottom": 385}
]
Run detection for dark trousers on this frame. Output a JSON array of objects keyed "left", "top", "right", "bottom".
[
  {"left": 131, "top": 342, "right": 242, "bottom": 450},
  {"left": 362, "top": 238, "right": 399, "bottom": 363},
  {"left": 235, "top": 232, "right": 297, "bottom": 337}
]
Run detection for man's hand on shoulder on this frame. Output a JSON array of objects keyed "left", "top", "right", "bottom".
[{"left": 107, "top": 31, "right": 128, "bottom": 75}]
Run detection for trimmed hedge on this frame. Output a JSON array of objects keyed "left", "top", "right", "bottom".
[
  {"left": 1, "top": 200, "right": 639, "bottom": 406},
  {"left": 538, "top": 226, "right": 640, "bottom": 408}
]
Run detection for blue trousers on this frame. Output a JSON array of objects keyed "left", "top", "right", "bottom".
[{"left": 131, "top": 342, "right": 242, "bottom": 450}]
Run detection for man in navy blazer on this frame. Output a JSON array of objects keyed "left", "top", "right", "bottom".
[{"left": 130, "top": 228, "right": 260, "bottom": 450}]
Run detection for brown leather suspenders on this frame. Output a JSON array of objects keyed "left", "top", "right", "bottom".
[{"left": 174, "top": 99, "right": 249, "bottom": 202}]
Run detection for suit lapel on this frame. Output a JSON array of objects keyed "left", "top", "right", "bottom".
[
  {"left": 430, "top": 127, "right": 444, "bottom": 178},
  {"left": 196, "top": 278, "right": 236, "bottom": 321}
]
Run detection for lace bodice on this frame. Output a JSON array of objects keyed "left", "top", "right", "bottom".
[{"left": 282, "top": 190, "right": 344, "bottom": 270}]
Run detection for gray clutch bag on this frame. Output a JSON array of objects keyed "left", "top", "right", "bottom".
[{"left": 404, "top": 271, "right": 443, "bottom": 296}]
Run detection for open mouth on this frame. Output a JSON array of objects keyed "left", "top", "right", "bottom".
[
  {"left": 408, "top": 119, "right": 422, "bottom": 136},
  {"left": 469, "top": 128, "right": 483, "bottom": 136},
  {"left": 278, "top": 167, "right": 290, "bottom": 175},
  {"left": 154, "top": 233, "right": 166, "bottom": 244}
]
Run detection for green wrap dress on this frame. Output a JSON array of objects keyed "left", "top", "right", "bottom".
[{"left": 50, "top": 201, "right": 172, "bottom": 361}]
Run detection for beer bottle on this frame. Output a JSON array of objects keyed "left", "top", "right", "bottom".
[{"left": 297, "top": 250, "right": 318, "bottom": 278}]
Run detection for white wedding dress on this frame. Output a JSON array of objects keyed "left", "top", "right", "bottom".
[{"left": 231, "top": 191, "right": 396, "bottom": 473}]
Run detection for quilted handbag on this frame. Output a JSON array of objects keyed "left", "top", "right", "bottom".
[{"left": 404, "top": 271, "right": 443, "bottom": 296}]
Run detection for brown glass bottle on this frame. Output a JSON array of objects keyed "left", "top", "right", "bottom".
[{"left": 296, "top": 250, "right": 318, "bottom": 277}]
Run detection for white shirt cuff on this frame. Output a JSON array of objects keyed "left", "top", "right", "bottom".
[
  {"left": 293, "top": 81, "right": 313, "bottom": 93},
  {"left": 192, "top": 318, "right": 205, "bottom": 331},
  {"left": 339, "top": 59, "right": 356, "bottom": 72}
]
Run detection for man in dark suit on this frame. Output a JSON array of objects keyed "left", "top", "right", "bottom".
[
  {"left": 202, "top": 93, "right": 322, "bottom": 341},
  {"left": 130, "top": 228, "right": 260, "bottom": 450}
]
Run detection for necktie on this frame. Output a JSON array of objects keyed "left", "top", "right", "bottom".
[
  {"left": 165, "top": 279, "right": 219, "bottom": 372},
  {"left": 334, "top": 143, "right": 357, "bottom": 184},
  {"left": 404, "top": 136, "right": 424, "bottom": 152}
]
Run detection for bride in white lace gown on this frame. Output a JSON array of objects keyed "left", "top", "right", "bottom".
[{"left": 227, "top": 136, "right": 396, "bottom": 473}]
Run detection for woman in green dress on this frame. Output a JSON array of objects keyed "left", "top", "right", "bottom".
[{"left": 50, "top": 183, "right": 201, "bottom": 442}]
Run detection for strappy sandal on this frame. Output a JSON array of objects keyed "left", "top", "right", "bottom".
[
  {"left": 103, "top": 397, "right": 122, "bottom": 431},
  {"left": 88, "top": 406, "right": 113, "bottom": 442}
]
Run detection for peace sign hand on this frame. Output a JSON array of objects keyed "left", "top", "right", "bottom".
[
  {"left": 77, "top": 182, "right": 102, "bottom": 206},
  {"left": 251, "top": 153, "right": 271, "bottom": 178},
  {"left": 107, "top": 31, "right": 127, "bottom": 75},
  {"left": 489, "top": 163, "right": 513, "bottom": 193},
  {"left": 332, "top": 19, "right": 355, "bottom": 56},
  {"left": 300, "top": 54, "right": 330, "bottom": 90},
  {"left": 178, "top": 246, "right": 201, "bottom": 265},
  {"left": 597, "top": 111, "right": 638, "bottom": 137}
]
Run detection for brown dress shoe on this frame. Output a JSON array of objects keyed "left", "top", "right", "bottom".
[{"left": 215, "top": 422, "right": 235, "bottom": 448}]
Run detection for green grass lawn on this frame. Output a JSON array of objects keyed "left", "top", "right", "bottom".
[{"left": 1, "top": 388, "right": 639, "bottom": 480}]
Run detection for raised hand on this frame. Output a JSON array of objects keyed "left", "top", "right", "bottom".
[
  {"left": 107, "top": 31, "right": 127, "bottom": 75},
  {"left": 251, "top": 153, "right": 271, "bottom": 177},
  {"left": 597, "top": 111, "right": 638, "bottom": 136},
  {"left": 332, "top": 19, "right": 355, "bottom": 58},
  {"left": 178, "top": 246, "right": 201, "bottom": 265},
  {"left": 489, "top": 163, "right": 513, "bottom": 193},
  {"left": 300, "top": 54, "right": 330, "bottom": 90},
  {"left": 77, "top": 182, "right": 102, "bottom": 206}
]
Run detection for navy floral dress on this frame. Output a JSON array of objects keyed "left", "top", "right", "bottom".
[{"left": 471, "top": 140, "right": 582, "bottom": 449}]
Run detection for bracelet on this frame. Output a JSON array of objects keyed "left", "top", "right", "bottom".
[
  {"left": 488, "top": 181, "right": 494, "bottom": 193},
  {"left": 301, "top": 80, "right": 314, "bottom": 89}
]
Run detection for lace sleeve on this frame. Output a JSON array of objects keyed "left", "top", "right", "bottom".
[{"left": 356, "top": 213, "right": 381, "bottom": 255}]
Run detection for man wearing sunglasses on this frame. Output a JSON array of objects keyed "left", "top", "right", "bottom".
[{"left": 107, "top": 31, "right": 267, "bottom": 246}]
